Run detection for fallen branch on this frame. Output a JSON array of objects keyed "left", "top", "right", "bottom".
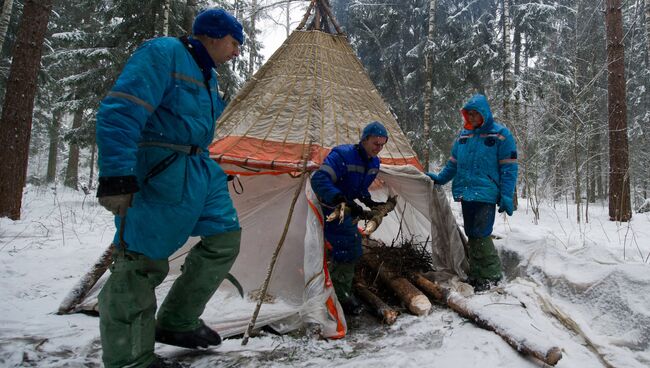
[
  {"left": 354, "top": 282, "right": 398, "bottom": 325},
  {"left": 414, "top": 273, "right": 562, "bottom": 366},
  {"left": 57, "top": 244, "right": 114, "bottom": 314}
]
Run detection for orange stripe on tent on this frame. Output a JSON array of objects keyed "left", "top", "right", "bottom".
[
  {"left": 310, "top": 197, "right": 345, "bottom": 338},
  {"left": 325, "top": 296, "right": 346, "bottom": 339},
  {"left": 210, "top": 136, "right": 424, "bottom": 173}
]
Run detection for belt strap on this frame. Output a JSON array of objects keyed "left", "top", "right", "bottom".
[{"left": 139, "top": 141, "right": 203, "bottom": 155}]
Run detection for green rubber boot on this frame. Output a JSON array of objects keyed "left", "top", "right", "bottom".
[
  {"left": 329, "top": 261, "right": 356, "bottom": 302},
  {"left": 467, "top": 236, "right": 502, "bottom": 282},
  {"left": 98, "top": 250, "right": 169, "bottom": 368},
  {"left": 156, "top": 229, "right": 241, "bottom": 332}
]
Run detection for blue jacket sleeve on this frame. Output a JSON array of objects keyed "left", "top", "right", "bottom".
[
  {"left": 311, "top": 151, "right": 346, "bottom": 205},
  {"left": 497, "top": 128, "right": 518, "bottom": 200},
  {"left": 436, "top": 139, "right": 458, "bottom": 185},
  {"left": 96, "top": 40, "right": 173, "bottom": 178}
]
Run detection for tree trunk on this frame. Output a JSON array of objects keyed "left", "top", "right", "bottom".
[
  {"left": 605, "top": 0, "right": 632, "bottom": 221},
  {"left": 183, "top": 0, "right": 197, "bottom": 34},
  {"left": 162, "top": 0, "right": 171, "bottom": 36},
  {"left": 0, "top": 0, "right": 14, "bottom": 52},
  {"left": 0, "top": 0, "right": 53, "bottom": 220},
  {"left": 46, "top": 110, "right": 63, "bottom": 183},
  {"left": 421, "top": 0, "right": 437, "bottom": 170},
  {"left": 248, "top": 0, "right": 257, "bottom": 78},
  {"left": 646, "top": 0, "right": 650, "bottom": 57},
  {"left": 64, "top": 108, "right": 83, "bottom": 190},
  {"left": 502, "top": 0, "right": 512, "bottom": 122},
  {"left": 88, "top": 142, "right": 96, "bottom": 190},
  {"left": 285, "top": 0, "right": 292, "bottom": 37}
]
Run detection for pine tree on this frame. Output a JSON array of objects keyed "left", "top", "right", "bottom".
[{"left": 0, "top": 0, "right": 53, "bottom": 220}]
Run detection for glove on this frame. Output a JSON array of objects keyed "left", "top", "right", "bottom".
[
  {"left": 498, "top": 196, "right": 514, "bottom": 216},
  {"left": 98, "top": 194, "right": 133, "bottom": 216},
  {"left": 426, "top": 172, "right": 440, "bottom": 184}
]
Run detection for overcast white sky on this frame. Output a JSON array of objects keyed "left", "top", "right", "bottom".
[{"left": 258, "top": 1, "right": 309, "bottom": 61}]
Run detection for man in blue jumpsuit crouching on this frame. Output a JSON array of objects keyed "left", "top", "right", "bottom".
[{"left": 311, "top": 121, "right": 389, "bottom": 316}]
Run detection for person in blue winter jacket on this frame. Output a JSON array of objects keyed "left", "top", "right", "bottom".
[
  {"left": 311, "top": 121, "right": 389, "bottom": 316},
  {"left": 427, "top": 94, "right": 518, "bottom": 292},
  {"left": 95, "top": 9, "right": 243, "bottom": 368}
]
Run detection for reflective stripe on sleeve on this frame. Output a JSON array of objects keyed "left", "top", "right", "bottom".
[
  {"left": 499, "top": 158, "right": 517, "bottom": 164},
  {"left": 107, "top": 91, "right": 154, "bottom": 113},
  {"left": 320, "top": 164, "right": 338, "bottom": 182}
]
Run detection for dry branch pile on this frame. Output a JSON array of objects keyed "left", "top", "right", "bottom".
[{"left": 352, "top": 237, "right": 562, "bottom": 366}]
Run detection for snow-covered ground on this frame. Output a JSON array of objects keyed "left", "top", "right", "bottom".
[{"left": 1, "top": 185, "right": 649, "bottom": 367}]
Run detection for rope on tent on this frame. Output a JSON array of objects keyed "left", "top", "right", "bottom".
[{"left": 241, "top": 143, "right": 312, "bottom": 345}]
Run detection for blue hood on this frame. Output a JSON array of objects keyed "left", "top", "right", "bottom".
[{"left": 461, "top": 94, "right": 494, "bottom": 130}]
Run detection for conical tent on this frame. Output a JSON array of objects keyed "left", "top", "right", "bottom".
[{"left": 70, "top": 0, "right": 467, "bottom": 339}]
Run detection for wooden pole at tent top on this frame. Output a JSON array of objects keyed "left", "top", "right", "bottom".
[{"left": 241, "top": 143, "right": 312, "bottom": 345}]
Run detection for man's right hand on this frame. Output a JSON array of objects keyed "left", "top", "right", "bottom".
[
  {"left": 98, "top": 194, "right": 133, "bottom": 216},
  {"left": 426, "top": 172, "right": 440, "bottom": 184}
]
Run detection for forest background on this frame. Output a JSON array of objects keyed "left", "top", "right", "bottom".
[{"left": 0, "top": 0, "right": 648, "bottom": 225}]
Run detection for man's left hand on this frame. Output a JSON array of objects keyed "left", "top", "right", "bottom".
[{"left": 498, "top": 196, "right": 514, "bottom": 216}]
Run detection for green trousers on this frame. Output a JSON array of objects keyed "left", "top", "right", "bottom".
[
  {"left": 98, "top": 229, "right": 241, "bottom": 368},
  {"left": 467, "top": 236, "right": 502, "bottom": 281},
  {"left": 329, "top": 260, "right": 357, "bottom": 302}
]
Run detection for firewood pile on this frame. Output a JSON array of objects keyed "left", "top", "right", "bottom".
[
  {"left": 355, "top": 237, "right": 435, "bottom": 323},
  {"left": 354, "top": 237, "right": 563, "bottom": 366}
]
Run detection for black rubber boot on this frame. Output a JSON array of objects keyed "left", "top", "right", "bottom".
[
  {"left": 147, "top": 355, "right": 185, "bottom": 368},
  {"left": 468, "top": 277, "right": 501, "bottom": 292},
  {"left": 155, "top": 319, "right": 221, "bottom": 349},
  {"left": 341, "top": 294, "right": 365, "bottom": 316}
]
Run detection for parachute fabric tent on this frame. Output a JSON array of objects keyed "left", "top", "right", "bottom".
[{"left": 66, "top": 0, "right": 467, "bottom": 340}]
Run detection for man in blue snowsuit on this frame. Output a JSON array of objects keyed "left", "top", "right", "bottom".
[
  {"left": 427, "top": 94, "right": 518, "bottom": 292},
  {"left": 311, "top": 121, "right": 389, "bottom": 315},
  {"left": 95, "top": 9, "right": 243, "bottom": 368}
]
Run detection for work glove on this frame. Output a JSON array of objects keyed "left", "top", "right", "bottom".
[
  {"left": 98, "top": 194, "right": 133, "bottom": 216},
  {"left": 426, "top": 172, "right": 440, "bottom": 184},
  {"left": 498, "top": 196, "right": 514, "bottom": 216}
]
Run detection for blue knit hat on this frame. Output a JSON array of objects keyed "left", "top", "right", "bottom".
[
  {"left": 192, "top": 8, "right": 245, "bottom": 45},
  {"left": 361, "top": 121, "right": 388, "bottom": 141}
]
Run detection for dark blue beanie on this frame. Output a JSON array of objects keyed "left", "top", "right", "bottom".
[
  {"left": 361, "top": 121, "right": 388, "bottom": 141},
  {"left": 192, "top": 8, "right": 245, "bottom": 45}
]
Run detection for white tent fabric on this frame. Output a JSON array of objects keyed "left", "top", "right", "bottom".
[{"left": 77, "top": 165, "right": 467, "bottom": 338}]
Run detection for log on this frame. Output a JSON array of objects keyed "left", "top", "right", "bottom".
[
  {"left": 361, "top": 253, "right": 431, "bottom": 316},
  {"left": 354, "top": 282, "right": 398, "bottom": 325},
  {"left": 57, "top": 244, "right": 114, "bottom": 314},
  {"left": 412, "top": 272, "right": 562, "bottom": 366}
]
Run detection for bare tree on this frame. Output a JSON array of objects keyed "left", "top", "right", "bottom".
[
  {"left": 502, "top": 0, "right": 512, "bottom": 122},
  {"left": 46, "top": 110, "right": 63, "bottom": 183},
  {"left": 0, "top": 0, "right": 13, "bottom": 52},
  {"left": 605, "top": 0, "right": 632, "bottom": 221},
  {"left": 162, "top": 0, "right": 171, "bottom": 36},
  {"left": 248, "top": 0, "right": 258, "bottom": 77},
  {"left": 184, "top": 0, "right": 198, "bottom": 34},
  {"left": 421, "top": 0, "right": 437, "bottom": 169},
  {"left": 64, "top": 107, "right": 83, "bottom": 190},
  {"left": 646, "top": 0, "right": 650, "bottom": 56},
  {"left": 0, "top": 0, "right": 53, "bottom": 220}
]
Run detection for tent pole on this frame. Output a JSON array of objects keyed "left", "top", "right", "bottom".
[{"left": 242, "top": 148, "right": 311, "bottom": 345}]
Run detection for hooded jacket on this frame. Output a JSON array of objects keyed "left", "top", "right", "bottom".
[
  {"left": 96, "top": 37, "right": 239, "bottom": 259},
  {"left": 436, "top": 94, "right": 518, "bottom": 205}
]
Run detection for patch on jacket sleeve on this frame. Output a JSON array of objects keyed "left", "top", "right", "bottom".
[{"left": 510, "top": 151, "right": 517, "bottom": 159}]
